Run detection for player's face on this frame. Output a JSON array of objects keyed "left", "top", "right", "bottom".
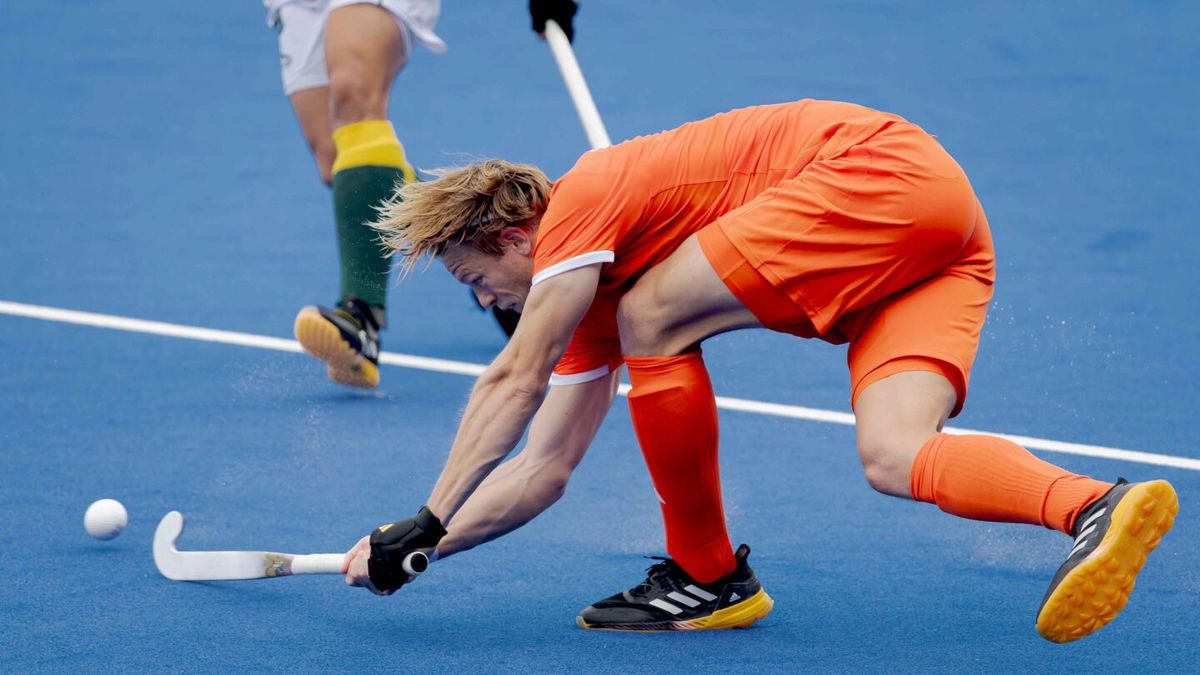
[{"left": 442, "top": 229, "right": 535, "bottom": 312}]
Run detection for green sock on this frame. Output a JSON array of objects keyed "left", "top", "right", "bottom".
[
  {"left": 332, "top": 165, "right": 403, "bottom": 308},
  {"left": 329, "top": 120, "right": 417, "bottom": 312}
]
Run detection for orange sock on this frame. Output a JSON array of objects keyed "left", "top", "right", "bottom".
[
  {"left": 910, "top": 433, "right": 1112, "bottom": 534},
  {"left": 626, "top": 351, "right": 736, "bottom": 583}
]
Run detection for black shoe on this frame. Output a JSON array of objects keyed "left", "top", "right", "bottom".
[
  {"left": 1036, "top": 478, "right": 1177, "bottom": 643},
  {"left": 293, "top": 295, "right": 385, "bottom": 388},
  {"left": 576, "top": 544, "right": 773, "bottom": 631}
]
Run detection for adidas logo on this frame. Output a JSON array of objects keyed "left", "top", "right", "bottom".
[{"left": 730, "top": 592, "right": 741, "bottom": 602}]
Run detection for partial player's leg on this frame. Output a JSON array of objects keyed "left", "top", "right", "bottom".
[
  {"left": 294, "top": 2, "right": 414, "bottom": 388},
  {"left": 325, "top": 3, "right": 407, "bottom": 129},
  {"left": 288, "top": 87, "right": 336, "bottom": 186},
  {"left": 273, "top": 0, "right": 338, "bottom": 185}
]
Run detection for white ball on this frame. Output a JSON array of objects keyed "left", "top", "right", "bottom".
[{"left": 84, "top": 499, "right": 128, "bottom": 540}]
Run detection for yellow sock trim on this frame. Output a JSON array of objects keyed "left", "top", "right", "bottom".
[{"left": 331, "top": 120, "right": 416, "bottom": 181}]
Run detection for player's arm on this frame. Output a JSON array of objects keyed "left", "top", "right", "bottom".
[
  {"left": 436, "top": 368, "right": 619, "bottom": 558},
  {"left": 342, "top": 264, "right": 602, "bottom": 593},
  {"left": 424, "top": 264, "right": 601, "bottom": 523}
]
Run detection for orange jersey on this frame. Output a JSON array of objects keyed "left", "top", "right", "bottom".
[{"left": 532, "top": 99, "right": 910, "bottom": 383}]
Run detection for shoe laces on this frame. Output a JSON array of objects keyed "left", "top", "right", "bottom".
[{"left": 632, "top": 556, "right": 684, "bottom": 595}]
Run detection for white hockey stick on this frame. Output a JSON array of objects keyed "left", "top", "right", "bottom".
[
  {"left": 153, "top": 511, "right": 427, "bottom": 581},
  {"left": 544, "top": 19, "right": 611, "bottom": 150}
]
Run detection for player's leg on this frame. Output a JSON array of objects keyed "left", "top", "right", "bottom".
[
  {"left": 855, "top": 361, "right": 1177, "bottom": 643},
  {"left": 849, "top": 206, "right": 1177, "bottom": 642},
  {"left": 294, "top": 2, "right": 414, "bottom": 388},
  {"left": 325, "top": 1, "right": 412, "bottom": 310},
  {"left": 575, "top": 236, "right": 773, "bottom": 632},
  {"left": 619, "top": 236, "right": 762, "bottom": 583},
  {"left": 270, "top": 1, "right": 387, "bottom": 386}
]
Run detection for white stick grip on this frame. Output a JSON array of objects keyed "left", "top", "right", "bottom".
[
  {"left": 401, "top": 551, "right": 429, "bottom": 576},
  {"left": 544, "top": 19, "right": 611, "bottom": 150},
  {"left": 291, "top": 553, "right": 345, "bottom": 575}
]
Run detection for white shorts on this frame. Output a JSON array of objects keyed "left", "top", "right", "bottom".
[{"left": 264, "top": 0, "right": 446, "bottom": 95}]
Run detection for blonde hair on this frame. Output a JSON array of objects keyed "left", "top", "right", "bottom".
[{"left": 373, "top": 159, "right": 552, "bottom": 275}]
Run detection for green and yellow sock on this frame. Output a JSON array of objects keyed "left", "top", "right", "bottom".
[{"left": 330, "top": 119, "right": 416, "bottom": 311}]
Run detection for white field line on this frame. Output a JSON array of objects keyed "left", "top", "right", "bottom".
[{"left": 3, "top": 299, "right": 1197, "bottom": 472}]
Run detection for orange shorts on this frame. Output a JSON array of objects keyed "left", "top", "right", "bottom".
[{"left": 696, "top": 121, "right": 995, "bottom": 417}]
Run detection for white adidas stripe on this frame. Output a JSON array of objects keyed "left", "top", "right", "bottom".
[
  {"left": 1067, "top": 524, "right": 1099, "bottom": 558},
  {"left": 667, "top": 591, "right": 701, "bottom": 608},
  {"left": 648, "top": 598, "right": 683, "bottom": 615},
  {"left": 1075, "top": 507, "right": 1107, "bottom": 534},
  {"left": 684, "top": 584, "right": 718, "bottom": 602}
]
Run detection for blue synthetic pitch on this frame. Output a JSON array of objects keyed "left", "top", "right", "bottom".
[{"left": 2, "top": 1, "right": 1198, "bottom": 671}]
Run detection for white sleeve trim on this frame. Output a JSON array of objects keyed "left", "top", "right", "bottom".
[
  {"left": 549, "top": 364, "right": 611, "bottom": 386},
  {"left": 531, "top": 251, "right": 614, "bottom": 287}
]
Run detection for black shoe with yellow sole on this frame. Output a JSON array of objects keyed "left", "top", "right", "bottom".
[
  {"left": 577, "top": 544, "right": 773, "bottom": 632},
  {"left": 1036, "top": 479, "right": 1178, "bottom": 643},
  {"left": 293, "top": 295, "right": 384, "bottom": 389}
]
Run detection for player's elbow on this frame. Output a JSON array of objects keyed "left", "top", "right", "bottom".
[
  {"left": 526, "top": 461, "right": 572, "bottom": 506},
  {"left": 478, "top": 354, "right": 547, "bottom": 403},
  {"left": 506, "top": 352, "right": 553, "bottom": 404},
  {"left": 486, "top": 339, "right": 556, "bottom": 399},
  {"left": 507, "top": 377, "right": 548, "bottom": 407}
]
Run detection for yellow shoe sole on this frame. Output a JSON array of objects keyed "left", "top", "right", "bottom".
[
  {"left": 576, "top": 588, "right": 774, "bottom": 632},
  {"left": 1036, "top": 480, "right": 1178, "bottom": 643},
  {"left": 293, "top": 306, "right": 379, "bottom": 389}
]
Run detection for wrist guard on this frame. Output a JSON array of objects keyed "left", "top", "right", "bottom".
[{"left": 367, "top": 506, "right": 448, "bottom": 592}]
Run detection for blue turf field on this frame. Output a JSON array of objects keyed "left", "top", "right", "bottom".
[{"left": 2, "top": 1, "right": 1198, "bottom": 671}]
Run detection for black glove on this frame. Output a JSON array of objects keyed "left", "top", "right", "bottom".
[
  {"left": 367, "top": 506, "right": 447, "bottom": 592},
  {"left": 529, "top": 0, "right": 578, "bottom": 42}
]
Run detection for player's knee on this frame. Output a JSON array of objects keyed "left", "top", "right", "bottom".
[
  {"left": 617, "top": 287, "right": 674, "bottom": 356},
  {"left": 856, "top": 435, "right": 918, "bottom": 498},
  {"left": 327, "top": 66, "right": 385, "bottom": 122}
]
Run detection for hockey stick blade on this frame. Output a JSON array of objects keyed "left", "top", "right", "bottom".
[
  {"left": 153, "top": 510, "right": 345, "bottom": 581},
  {"left": 152, "top": 511, "right": 430, "bottom": 582}
]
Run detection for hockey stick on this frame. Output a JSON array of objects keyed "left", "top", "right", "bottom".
[
  {"left": 543, "top": 19, "right": 611, "bottom": 150},
  {"left": 153, "top": 510, "right": 427, "bottom": 581}
]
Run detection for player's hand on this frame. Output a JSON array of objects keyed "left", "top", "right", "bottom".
[
  {"left": 342, "top": 534, "right": 393, "bottom": 595},
  {"left": 345, "top": 506, "right": 448, "bottom": 594},
  {"left": 529, "top": 0, "right": 578, "bottom": 42}
]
